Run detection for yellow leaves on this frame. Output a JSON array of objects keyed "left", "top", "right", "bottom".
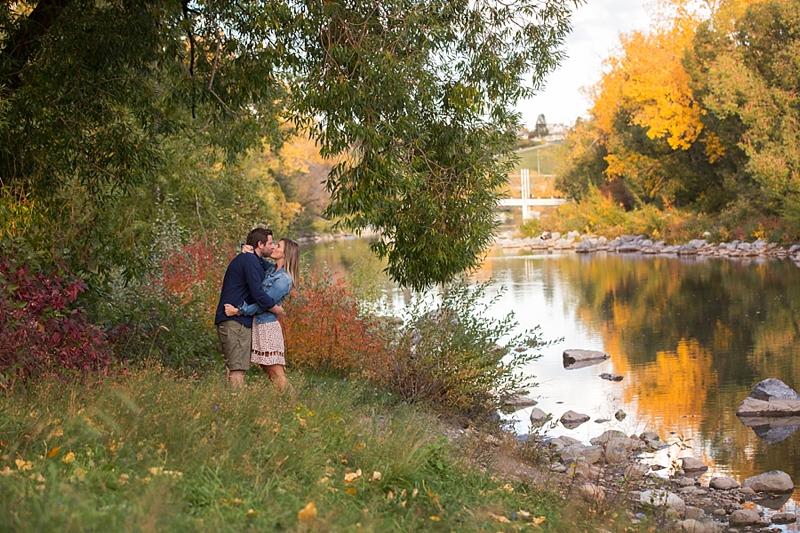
[
  {"left": 429, "top": 516, "right": 441, "bottom": 521},
  {"left": 703, "top": 131, "right": 726, "bottom": 163},
  {"left": 371, "top": 471, "right": 381, "bottom": 481},
  {"left": 344, "top": 488, "right": 357, "bottom": 495},
  {"left": 297, "top": 502, "right": 317, "bottom": 523},
  {"left": 61, "top": 451, "right": 76, "bottom": 464},
  {"left": 16, "top": 458, "right": 32, "bottom": 471},
  {"left": 344, "top": 468, "right": 362, "bottom": 484},
  {"left": 0, "top": 467, "right": 12, "bottom": 476},
  {"left": 46, "top": 447, "right": 59, "bottom": 458}
]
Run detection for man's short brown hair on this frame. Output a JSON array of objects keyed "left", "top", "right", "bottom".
[{"left": 246, "top": 227, "right": 273, "bottom": 248}]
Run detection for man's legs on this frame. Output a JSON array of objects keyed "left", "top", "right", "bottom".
[{"left": 217, "top": 320, "right": 251, "bottom": 389}]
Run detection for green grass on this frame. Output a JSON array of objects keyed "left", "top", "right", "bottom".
[
  {"left": 513, "top": 145, "right": 560, "bottom": 175},
  {"left": 0, "top": 366, "right": 646, "bottom": 532}
]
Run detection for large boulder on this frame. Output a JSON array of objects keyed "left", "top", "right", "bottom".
[
  {"left": 749, "top": 378, "right": 800, "bottom": 401},
  {"left": 736, "top": 397, "right": 800, "bottom": 417},
  {"left": 742, "top": 470, "right": 795, "bottom": 493}
]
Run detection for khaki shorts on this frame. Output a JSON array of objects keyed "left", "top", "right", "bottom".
[{"left": 217, "top": 320, "right": 252, "bottom": 372}]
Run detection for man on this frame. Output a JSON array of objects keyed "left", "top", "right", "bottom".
[{"left": 215, "top": 227, "right": 283, "bottom": 388}]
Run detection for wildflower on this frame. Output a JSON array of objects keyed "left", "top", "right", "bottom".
[{"left": 15, "top": 459, "right": 33, "bottom": 471}]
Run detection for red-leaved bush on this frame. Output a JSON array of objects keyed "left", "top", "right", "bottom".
[
  {"left": 0, "top": 251, "right": 114, "bottom": 388},
  {"left": 283, "top": 266, "right": 388, "bottom": 375}
]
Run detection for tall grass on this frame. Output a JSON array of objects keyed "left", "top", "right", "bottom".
[{"left": 0, "top": 366, "right": 614, "bottom": 532}]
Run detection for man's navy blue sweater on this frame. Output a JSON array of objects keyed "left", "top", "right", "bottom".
[{"left": 214, "top": 252, "right": 276, "bottom": 327}]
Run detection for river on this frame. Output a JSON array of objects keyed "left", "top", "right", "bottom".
[{"left": 305, "top": 237, "right": 800, "bottom": 508}]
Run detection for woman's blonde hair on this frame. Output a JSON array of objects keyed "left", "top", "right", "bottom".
[{"left": 281, "top": 238, "right": 300, "bottom": 286}]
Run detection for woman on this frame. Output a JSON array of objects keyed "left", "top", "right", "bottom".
[{"left": 225, "top": 238, "right": 300, "bottom": 392}]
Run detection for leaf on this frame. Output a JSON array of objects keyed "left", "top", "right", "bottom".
[
  {"left": 297, "top": 502, "right": 317, "bottom": 523},
  {"left": 489, "top": 513, "right": 511, "bottom": 523}
]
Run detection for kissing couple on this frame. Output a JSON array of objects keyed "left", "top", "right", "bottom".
[{"left": 214, "top": 227, "right": 300, "bottom": 391}]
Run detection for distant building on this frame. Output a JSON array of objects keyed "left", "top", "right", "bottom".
[{"left": 518, "top": 123, "right": 568, "bottom": 143}]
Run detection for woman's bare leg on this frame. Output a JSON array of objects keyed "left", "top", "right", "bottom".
[{"left": 261, "top": 364, "right": 288, "bottom": 393}]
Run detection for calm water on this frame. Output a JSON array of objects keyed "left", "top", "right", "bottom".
[{"left": 306, "top": 239, "right": 800, "bottom": 508}]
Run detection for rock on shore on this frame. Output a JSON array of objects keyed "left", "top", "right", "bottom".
[{"left": 494, "top": 232, "right": 800, "bottom": 265}]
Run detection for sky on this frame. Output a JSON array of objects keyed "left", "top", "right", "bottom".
[{"left": 516, "top": 0, "right": 652, "bottom": 129}]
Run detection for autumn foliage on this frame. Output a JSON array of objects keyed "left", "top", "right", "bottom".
[
  {"left": 558, "top": 0, "right": 800, "bottom": 237},
  {"left": 283, "top": 266, "right": 388, "bottom": 374},
  {"left": 0, "top": 242, "right": 114, "bottom": 388}
]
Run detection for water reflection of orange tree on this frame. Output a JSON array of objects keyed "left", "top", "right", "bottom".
[
  {"left": 550, "top": 255, "right": 800, "bottom": 387},
  {"left": 552, "top": 254, "right": 800, "bottom": 482}
]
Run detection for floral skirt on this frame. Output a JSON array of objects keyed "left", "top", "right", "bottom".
[{"left": 250, "top": 321, "right": 285, "bottom": 366}]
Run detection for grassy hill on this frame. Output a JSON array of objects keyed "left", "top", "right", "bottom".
[{"left": 513, "top": 143, "right": 561, "bottom": 175}]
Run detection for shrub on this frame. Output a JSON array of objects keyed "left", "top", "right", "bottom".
[
  {"left": 98, "top": 230, "right": 227, "bottom": 371},
  {"left": 283, "top": 264, "right": 388, "bottom": 375},
  {"left": 367, "top": 279, "right": 552, "bottom": 418},
  {"left": 0, "top": 238, "right": 114, "bottom": 389}
]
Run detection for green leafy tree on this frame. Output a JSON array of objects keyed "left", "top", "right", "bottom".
[
  {"left": 1, "top": 0, "right": 578, "bottom": 289},
  {"left": 535, "top": 113, "right": 549, "bottom": 137},
  {"left": 687, "top": 0, "right": 800, "bottom": 222}
]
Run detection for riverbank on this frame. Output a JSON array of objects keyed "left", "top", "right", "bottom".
[
  {"left": 496, "top": 231, "right": 800, "bottom": 264},
  {"left": 0, "top": 366, "right": 661, "bottom": 533}
]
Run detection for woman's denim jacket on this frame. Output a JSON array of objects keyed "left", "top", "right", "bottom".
[{"left": 238, "top": 258, "right": 292, "bottom": 324}]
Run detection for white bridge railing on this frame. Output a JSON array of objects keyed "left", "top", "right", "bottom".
[{"left": 499, "top": 169, "right": 568, "bottom": 219}]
